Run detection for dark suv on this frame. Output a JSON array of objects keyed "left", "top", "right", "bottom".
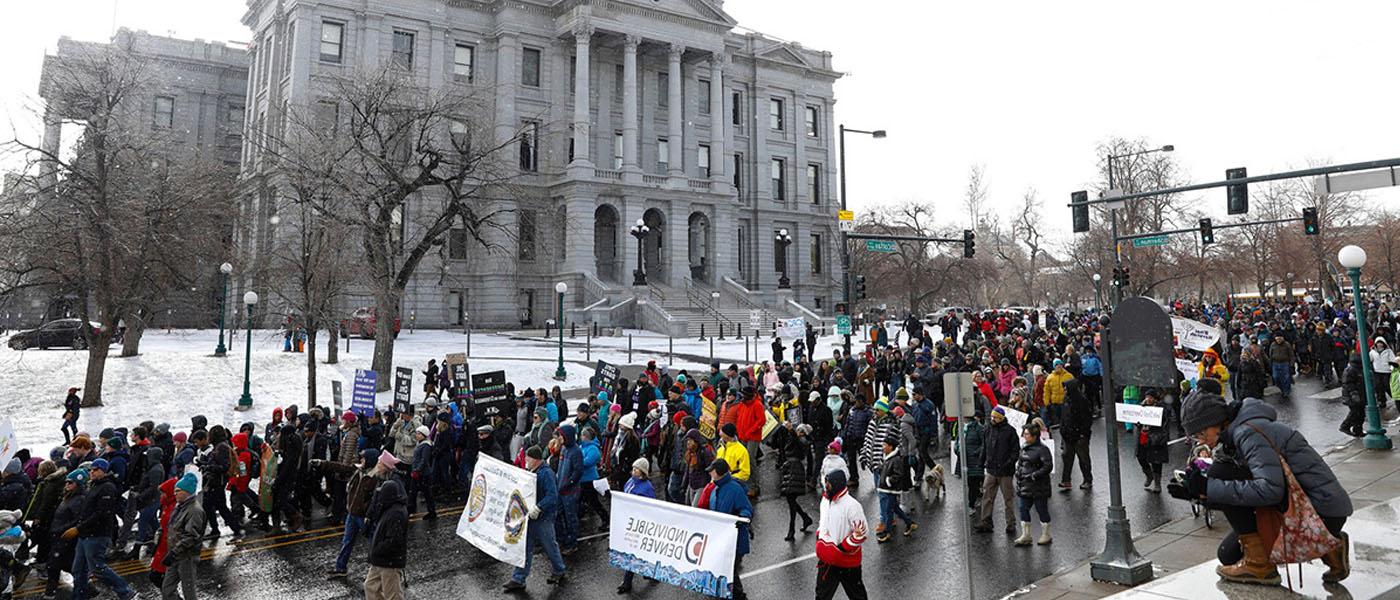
[{"left": 7, "top": 318, "right": 105, "bottom": 350}]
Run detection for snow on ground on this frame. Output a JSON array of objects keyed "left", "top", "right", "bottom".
[{"left": 0, "top": 324, "right": 941, "bottom": 453}]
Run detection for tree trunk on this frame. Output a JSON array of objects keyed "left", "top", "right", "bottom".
[
  {"left": 371, "top": 289, "right": 402, "bottom": 392},
  {"left": 120, "top": 310, "right": 146, "bottom": 357},
  {"left": 306, "top": 316, "right": 318, "bottom": 408},
  {"left": 326, "top": 323, "right": 339, "bottom": 364},
  {"left": 81, "top": 331, "right": 114, "bottom": 407}
]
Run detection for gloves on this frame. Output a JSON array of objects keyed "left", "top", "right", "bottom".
[
  {"left": 309, "top": 459, "right": 322, "bottom": 468},
  {"left": 62, "top": 527, "right": 78, "bottom": 540},
  {"left": 528, "top": 504, "right": 540, "bottom": 520},
  {"left": 1184, "top": 465, "right": 1208, "bottom": 499}
]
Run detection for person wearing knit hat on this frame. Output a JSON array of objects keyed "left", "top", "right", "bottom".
[
  {"left": 63, "top": 454, "right": 137, "bottom": 600},
  {"left": 163, "top": 471, "right": 206, "bottom": 600},
  {"left": 894, "top": 387, "right": 910, "bottom": 403},
  {"left": 973, "top": 402, "right": 1020, "bottom": 535},
  {"left": 409, "top": 426, "right": 436, "bottom": 519},
  {"left": 504, "top": 444, "right": 566, "bottom": 592},
  {"left": 873, "top": 397, "right": 891, "bottom": 413}
]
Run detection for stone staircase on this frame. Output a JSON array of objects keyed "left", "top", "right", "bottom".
[{"left": 642, "top": 279, "right": 783, "bottom": 338}]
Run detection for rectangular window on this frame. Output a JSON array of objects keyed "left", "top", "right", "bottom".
[
  {"left": 733, "top": 152, "right": 743, "bottom": 191},
  {"left": 698, "top": 144, "right": 710, "bottom": 177},
  {"left": 771, "top": 158, "right": 786, "bottom": 200},
  {"left": 731, "top": 90, "right": 741, "bottom": 127},
  {"left": 453, "top": 44, "right": 475, "bottom": 81},
  {"left": 769, "top": 98, "right": 784, "bottom": 131},
  {"left": 657, "top": 138, "right": 669, "bottom": 173},
  {"left": 448, "top": 229, "right": 469, "bottom": 260},
  {"left": 447, "top": 291, "right": 466, "bottom": 325},
  {"left": 810, "top": 233, "right": 823, "bottom": 274},
  {"left": 392, "top": 31, "right": 415, "bottom": 70},
  {"left": 808, "top": 163, "right": 822, "bottom": 204},
  {"left": 738, "top": 226, "right": 747, "bottom": 276},
  {"left": 699, "top": 80, "right": 711, "bottom": 114},
  {"left": 522, "top": 48, "right": 542, "bottom": 87},
  {"left": 227, "top": 105, "right": 244, "bottom": 128},
  {"left": 320, "top": 21, "right": 344, "bottom": 63},
  {"left": 153, "top": 96, "right": 174, "bottom": 128},
  {"left": 570, "top": 56, "right": 576, "bottom": 93},
  {"left": 449, "top": 120, "right": 471, "bottom": 156},
  {"left": 518, "top": 210, "right": 537, "bottom": 260},
  {"left": 613, "top": 132, "right": 624, "bottom": 170},
  {"left": 283, "top": 22, "right": 296, "bottom": 75},
  {"left": 658, "top": 72, "right": 668, "bottom": 108},
  {"left": 519, "top": 121, "right": 538, "bottom": 172},
  {"left": 805, "top": 106, "right": 819, "bottom": 137}
]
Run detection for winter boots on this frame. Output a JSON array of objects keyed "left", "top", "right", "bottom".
[
  {"left": 1148, "top": 474, "right": 1162, "bottom": 494},
  {"left": 1014, "top": 522, "right": 1033, "bottom": 546},
  {"left": 1321, "top": 532, "right": 1351, "bottom": 583},
  {"left": 875, "top": 523, "right": 890, "bottom": 543},
  {"left": 1216, "top": 533, "right": 1281, "bottom": 585},
  {"left": 1037, "top": 522, "right": 1052, "bottom": 545}
]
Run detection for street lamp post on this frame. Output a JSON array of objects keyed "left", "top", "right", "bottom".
[
  {"left": 554, "top": 282, "right": 568, "bottom": 381},
  {"left": 630, "top": 219, "right": 650, "bottom": 286},
  {"left": 215, "top": 262, "right": 233, "bottom": 356},
  {"left": 774, "top": 228, "right": 793, "bottom": 289},
  {"left": 712, "top": 291, "right": 724, "bottom": 340},
  {"left": 237, "top": 291, "right": 258, "bottom": 411},
  {"left": 1339, "top": 245, "right": 1392, "bottom": 450},
  {"left": 1092, "top": 273, "right": 1103, "bottom": 309},
  {"left": 838, "top": 124, "right": 887, "bottom": 356}
]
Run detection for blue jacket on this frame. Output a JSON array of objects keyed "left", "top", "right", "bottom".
[
  {"left": 624, "top": 476, "right": 656, "bottom": 499},
  {"left": 534, "top": 463, "right": 560, "bottom": 522},
  {"left": 1081, "top": 354, "right": 1103, "bottom": 377},
  {"left": 171, "top": 445, "right": 195, "bottom": 478},
  {"left": 707, "top": 474, "right": 754, "bottom": 556},
  {"left": 1208, "top": 398, "right": 1353, "bottom": 518},
  {"left": 556, "top": 426, "right": 583, "bottom": 494},
  {"left": 683, "top": 389, "right": 703, "bottom": 420},
  {"left": 546, "top": 402, "right": 559, "bottom": 424},
  {"left": 579, "top": 439, "right": 602, "bottom": 483}
]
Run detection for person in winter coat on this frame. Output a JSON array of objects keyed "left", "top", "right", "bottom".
[
  {"left": 733, "top": 390, "right": 766, "bottom": 485},
  {"left": 44, "top": 469, "right": 86, "bottom": 598},
  {"left": 66, "top": 458, "right": 137, "bottom": 600},
  {"left": 974, "top": 408, "right": 1019, "bottom": 534},
  {"left": 62, "top": 387, "right": 83, "bottom": 444},
  {"left": 875, "top": 435, "right": 916, "bottom": 543},
  {"left": 1058, "top": 379, "right": 1094, "bottom": 491},
  {"left": 553, "top": 425, "right": 583, "bottom": 554},
  {"left": 1042, "top": 360, "right": 1073, "bottom": 428},
  {"left": 682, "top": 428, "right": 715, "bottom": 505},
  {"left": 698, "top": 459, "right": 753, "bottom": 600},
  {"left": 193, "top": 427, "right": 243, "bottom": 539},
  {"left": 1134, "top": 391, "right": 1172, "bottom": 493},
  {"left": 364, "top": 480, "right": 409, "bottom": 600},
  {"left": 28, "top": 460, "right": 66, "bottom": 563},
  {"left": 126, "top": 446, "right": 165, "bottom": 553},
  {"left": 716, "top": 424, "right": 752, "bottom": 488},
  {"left": 272, "top": 423, "right": 304, "bottom": 533},
  {"left": 1268, "top": 336, "right": 1296, "bottom": 396},
  {"left": 1340, "top": 354, "right": 1368, "bottom": 437},
  {"left": 616, "top": 458, "right": 656, "bottom": 594},
  {"left": 957, "top": 416, "right": 986, "bottom": 512},
  {"left": 857, "top": 398, "right": 897, "bottom": 483},
  {"left": 815, "top": 469, "right": 868, "bottom": 600},
  {"left": 388, "top": 410, "right": 420, "bottom": 463},
  {"left": 162, "top": 473, "right": 206, "bottom": 600},
  {"left": 821, "top": 440, "right": 849, "bottom": 483},
  {"left": 608, "top": 413, "right": 642, "bottom": 491},
  {"left": 840, "top": 396, "right": 872, "bottom": 489},
  {"left": 317, "top": 449, "right": 396, "bottom": 578},
  {"left": 0, "top": 460, "right": 31, "bottom": 512},
  {"left": 576, "top": 427, "right": 608, "bottom": 530},
  {"left": 503, "top": 446, "right": 566, "bottom": 593},
  {"left": 1237, "top": 345, "right": 1269, "bottom": 401},
  {"left": 1012, "top": 424, "right": 1053, "bottom": 547},
  {"left": 1370, "top": 337, "right": 1394, "bottom": 409},
  {"left": 227, "top": 433, "right": 261, "bottom": 532},
  {"left": 780, "top": 438, "right": 814, "bottom": 541},
  {"left": 1180, "top": 394, "right": 1353, "bottom": 586},
  {"left": 409, "top": 426, "right": 436, "bottom": 519},
  {"left": 147, "top": 477, "right": 177, "bottom": 587}
]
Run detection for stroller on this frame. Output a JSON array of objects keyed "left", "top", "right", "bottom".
[{"left": 1167, "top": 444, "right": 1215, "bottom": 528}]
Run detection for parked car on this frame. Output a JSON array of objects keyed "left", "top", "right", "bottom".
[
  {"left": 8, "top": 318, "right": 106, "bottom": 350},
  {"left": 341, "top": 307, "right": 401, "bottom": 339}
]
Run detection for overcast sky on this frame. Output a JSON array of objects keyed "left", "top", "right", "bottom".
[{"left": 3, "top": 0, "right": 1398, "bottom": 240}]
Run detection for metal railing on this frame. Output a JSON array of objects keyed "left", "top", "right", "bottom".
[{"left": 683, "top": 277, "right": 738, "bottom": 329}]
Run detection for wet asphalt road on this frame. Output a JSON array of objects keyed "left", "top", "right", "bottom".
[{"left": 24, "top": 376, "right": 1361, "bottom": 600}]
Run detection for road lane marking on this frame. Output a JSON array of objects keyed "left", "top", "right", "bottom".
[{"left": 742, "top": 552, "right": 818, "bottom": 577}]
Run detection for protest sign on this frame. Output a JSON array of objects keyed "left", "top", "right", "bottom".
[
  {"left": 594, "top": 360, "right": 620, "bottom": 395},
  {"left": 609, "top": 492, "right": 745, "bottom": 599},
  {"left": 1116, "top": 403, "right": 1165, "bottom": 427},
  {"left": 1002, "top": 406, "right": 1030, "bottom": 433},
  {"left": 446, "top": 353, "right": 471, "bottom": 401},
  {"left": 0, "top": 421, "right": 18, "bottom": 467},
  {"left": 1171, "top": 316, "right": 1221, "bottom": 352},
  {"left": 351, "top": 369, "right": 378, "bottom": 416},
  {"left": 456, "top": 455, "right": 536, "bottom": 567},
  {"left": 393, "top": 367, "right": 413, "bottom": 413},
  {"left": 472, "top": 370, "right": 510, "bottom": 420},
  {"left": 1175, "top": 358, "right": 1197, "bottom": 381}
]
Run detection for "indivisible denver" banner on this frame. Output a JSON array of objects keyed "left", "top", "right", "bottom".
[{"left": 608, "top": 492, "right": 745, "bottom": 599}]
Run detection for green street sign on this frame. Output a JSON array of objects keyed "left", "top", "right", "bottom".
[
  {"left": 835, "top": 315, "right": 852, "bottom": 335},
  {"left": 865, "top": 239, "right": 897, "bottom": 253},
  {"left": 1132, "top": 235, "right": 1170, "bottom": 248}
]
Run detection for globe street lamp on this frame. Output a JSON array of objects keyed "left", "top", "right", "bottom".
[
  {"left": 1338, "top": 245, "right": 1391, "bottom": 450},
  {"left": 215, "top": 262, "right": 233, "bottom": 356},
  {"left": 554, "top": 282, "right": 568, "bottom": 381},
  {"left": 1092, "top": 273, "right": 1103, "bottom": 309},
  {"left": 712, "top": 291, "right": 724, "bottom": 340},
  {"left": 237, "top": 291, "right": 258, "bottom": 410},
  {"left": 774, "top": 228, "right": 793, "bottom": 289},
  {"left": 630, "top": 219, "right": 650, "bottom": 286}
]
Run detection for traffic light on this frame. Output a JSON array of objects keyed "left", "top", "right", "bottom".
[
  {"left": 1199, "top": 218, "right": 1214, "bottom": 245},
  {"left": 963, "top": 229, "right": 976, "bottom": 258},
  {"left": 1071, "top": 191, "right": 1090, "bottom": 233},
  {"left": 854, "top": 275, "right": 867, "bottom": 299},
  {"left": 1302, "top": 207, "right": 1320, "bottom": 236},
  {"left": 1121, "top": 266, "right": 1130, "bottom": 290},
  {"left": 1226, "top": 167, "right": 1248, "bottom": 215}
]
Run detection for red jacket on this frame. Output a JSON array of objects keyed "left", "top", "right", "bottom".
[
  {"left": 228, "top": 433, "right": 254, "bottom": 492},
  {"left": 149, "top": 477, "right": 178, "bottom": 574},
  {"left": 734, "top": 397, "right": 765, "bottom": 443}
]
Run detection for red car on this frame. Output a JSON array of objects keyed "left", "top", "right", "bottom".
[{"left": 342, "top": 307, "right": 401, "bottom": 339}]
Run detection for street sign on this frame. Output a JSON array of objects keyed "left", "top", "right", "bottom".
[
  {"left": 835, "top": 315, "right": 852, "bottom": 335},
  {"left": 838, "top": 210, "right": 854, "bottom": 232},
  {"left": 1314, "top": 167, "right": 1400, "bottom": 195},
  {"left": 749, "top": 309, "right": 763, "bottom": 331},
  {"left": 1132, "top": 235, "right": 1170, "bottom": 248},
  {"left": 865, "top": 239, "right": 897, "bottom": 253}
]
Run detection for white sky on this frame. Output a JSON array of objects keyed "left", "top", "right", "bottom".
[{"left": 3, "top": 0, "right": 1398, "bottom": 240}]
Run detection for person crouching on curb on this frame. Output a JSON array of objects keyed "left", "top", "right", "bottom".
[{"left": 1178, "top": 391, "right": 1352, "bottom": 585}]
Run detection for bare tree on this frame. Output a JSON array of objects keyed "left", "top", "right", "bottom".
[
  {"left": 994, "top": 189, "right": 1049, "bottom": 304},
  {"left": 854, "top": 202, "right": 971, "bottom": 313}
]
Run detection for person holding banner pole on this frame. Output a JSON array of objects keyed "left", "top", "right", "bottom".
[
  {"left": 698, "top": 459, "right": 752, "bottom": 600},
  {"left": 504, "top": 446, "right": 567, "bottom": 593}
]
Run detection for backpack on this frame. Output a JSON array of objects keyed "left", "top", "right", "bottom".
[
  {"left": 248, "top": 436, "right": 264, "bottom": 479},
  {"left": 224, "top": 444, "right": 241, "bottom": 480}
]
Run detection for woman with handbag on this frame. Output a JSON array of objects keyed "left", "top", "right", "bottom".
[{"left": 1179, "top": 391, "right": 1353, "bottom": 586}]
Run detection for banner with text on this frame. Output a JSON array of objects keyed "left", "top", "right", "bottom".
[
  {"left": 594, "top": 360, "right": 620, "bottom": 395},
  {"left": 393, "top": 367, "right": 413, "bottom": 414},
  {"left": 351, "top": 369, "right": 378, "bottom": 416},
  {"left": 446, "top": 353, "right": 471, "bottom": 403},
  {"left": 1116, "top": 403, "right": 1164, "bottom": 427},
  {"left": 472, "top": 370, "right": 510, "bottom": 420},
  {"left": 609, "top": 492, "right": 743, "bottom": 599},
  {"left": 1175, "top": 358, "right": 1197, "bottom": 381},
  {"left": 1171, "top": 317, "right": 1221, "bottom": 352},
  {"left": 455, "top": 455, "right": 536, "bottom": 567},
  {"left": 0, "top": 420, "right": 18, "bottom": 468},
  {"left": 777, "top": 317, "right": 805, "bottom": 339}
]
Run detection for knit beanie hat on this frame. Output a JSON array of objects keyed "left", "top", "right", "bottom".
[
  {"left": 378, "top": 451, "right": 401, "bottom": 469},
  {"left": 894, "top": 387, "right": 910, "bottom": 402},
  {"left": 1181, "top": 392, "right": 1230, "bottom": 436},
  {"left": 66, "top": 468, "right": 89, "bottom": 486},
  {"left": 632, "top": 458, "right": 650, "bottom": 474},
  {"left": 526, "top": 445, "right": 544, "bottom": 461},
  {"left": 721, "top": 423, "right": 737, "bottom": 438},
  {"left": 873, "top": 397, "right": 891, "bottom": 413},
  {"left": 175, "top": 472, "right": 199, "bottom": 495}
]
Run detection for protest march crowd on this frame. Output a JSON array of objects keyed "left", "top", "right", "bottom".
[{"left": 0, "top": 295, "right": 1391, "bottom": 599}]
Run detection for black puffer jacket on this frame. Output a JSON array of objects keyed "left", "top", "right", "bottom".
[
  {"left": 368, "top": 480, "right": 408, "bottom": 569},
  {"left": 0, "top": 472, "right": 32, "bottom": 511},
  {"left": 1015, "top": 440, "right": 1053, "bottom": 499},
  {"left": 982, "top": 419, "right": 1019, "bottom": 477},
  {"left": 779, "top": 456, "right": 807, "bottom": 497},
  {"left": 1060, "top": 380, "right": 1095, "bottom": 443}
]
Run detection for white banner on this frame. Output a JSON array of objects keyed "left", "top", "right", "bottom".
[
  {"left": 0, "top": 421, "right": 17, "bottom": 467},
  {"left": 1171, "top": 317, "right": 1220, "bottom": 352},
  {"left": 777, "top": 317, "right": 806, "bottom": 339},
  {"left": 1043, "top": 437, "right": 1057, "bottom": 474},
  {"left": 456, "top": 455, "right": 536, "bottom": 568},
  {"left": 1116, "top": 403, "right": 1164, "bottom": 427},
  {"left": 609, "top": 491, "right": 744, "bottom": 599},
  {"left": 1002, "top": 406, "right": 1030, "bottom": 433},
  {"left": 1175, "top": 358, "right": 1198, "bottom": 381}
]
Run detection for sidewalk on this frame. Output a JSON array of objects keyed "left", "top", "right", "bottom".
[{"left": 1010, "top": 436, "right": 1400, "bottom": 600}]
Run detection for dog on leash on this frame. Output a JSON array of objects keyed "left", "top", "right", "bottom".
[{"left": 922, "top": 463, "right": 946, "bottom": 502}]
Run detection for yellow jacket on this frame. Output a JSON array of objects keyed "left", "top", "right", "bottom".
[
  {"left": 717, "top": 439, "right": 751, "bottom": 482},
  {"left": 1044, "top": 368, "right": 1074, "bottom": 405}
]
